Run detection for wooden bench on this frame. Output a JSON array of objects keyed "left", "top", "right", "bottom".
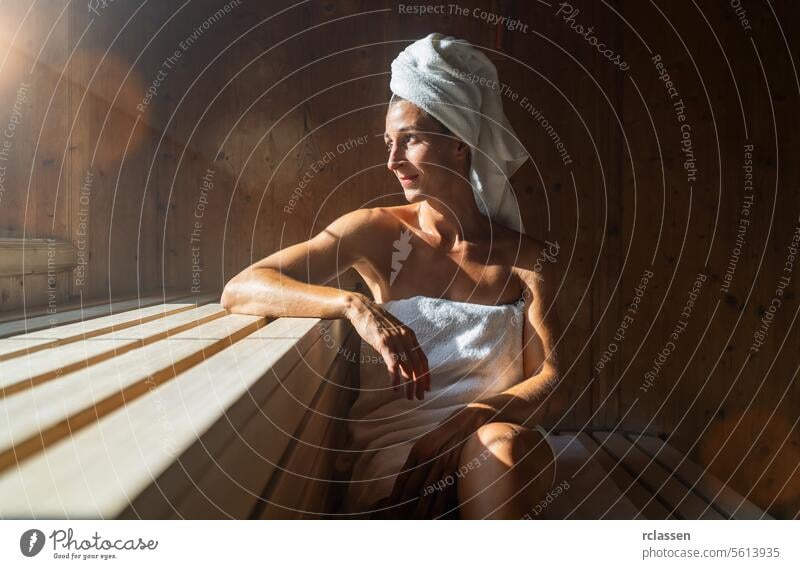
[
  {"left": 0, "top": 295, "right": 772, "bottom": 519},
  {"left": 540, "top": 430, "right": 772, "bottom": 520},
  {"left": 0, "top": 294, "right": 359, "bottom": 519}
]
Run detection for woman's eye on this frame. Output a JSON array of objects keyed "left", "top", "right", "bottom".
[{"left": 386, "top": 136, "right": 416, "bottom": 152}]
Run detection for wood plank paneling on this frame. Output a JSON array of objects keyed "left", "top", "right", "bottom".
[
  {"left": 0, "top": 317, "right": 352, "bottom": 519},
  {"left": 592, "top": 431, "right": 724, "bottom": 519},
  {"left": 2, "top": 0, "right": 798, "bottom": 518},
  {"left": 168, "top": 321, "right": 353, "bottom": 519},
  {"left": 540, "top": 434, "right": 641, "bottom": 520},
  {"left": 0, "top": 301, "right": 196, "bottom": 360},
  {"left": 632, "top": 433, "right": 771, "bottom": 520},
  {"left": 0, "top": 309, "right": 263, "bottom": 476},
  {"left": 0, "top": 291, "right": 216, "bottom": 337},
  {"left": 576, "top": 432, "right": 675, "bottom": 520}
]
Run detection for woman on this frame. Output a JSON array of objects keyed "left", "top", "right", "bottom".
[{"left": 221, "top": 33, "right": 562, "bottom": 519}]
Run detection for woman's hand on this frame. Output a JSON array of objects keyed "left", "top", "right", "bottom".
[
  {"left": 385, "top": 404, "right": 496, "bottom": 518},
  {"left": 345, "top": 293, "right": 430, "bottom": 400}
]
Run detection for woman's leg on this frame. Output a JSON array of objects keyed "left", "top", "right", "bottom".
[{"left": 456, "top": 422, "right": 556, "bottom": 519}]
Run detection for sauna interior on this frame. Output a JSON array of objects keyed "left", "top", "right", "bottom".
[{"left": 0, "top": 0, "right": 798, "bottom": 519}]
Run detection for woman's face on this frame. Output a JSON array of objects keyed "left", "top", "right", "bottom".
[{"left": 384, "top": 100, "right": 469, "bottom": 203}]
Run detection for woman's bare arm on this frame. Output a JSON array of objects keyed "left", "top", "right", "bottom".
[
  {"left": 469, "top": 241, "right": 563, "bottom": 426},
  {"left": 220, "top": 208, "right": 374, "bottom": 319},
  {"left": 221, "top": 206, "right": 431, "bottom": 400}
]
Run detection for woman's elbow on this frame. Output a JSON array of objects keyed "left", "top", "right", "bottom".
[
  {"left": 220, "top": 277, "right": 241, "bottom": 312},
  {"left": 220, "top": 266, "right": 280, "bottom": 314}
]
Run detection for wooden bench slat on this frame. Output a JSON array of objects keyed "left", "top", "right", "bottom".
[
  {"left": 0, "top": 291, "right": 182, "bottom": 325},
  {"left": 258, "top": 399, "right": 341, "bottom": 519},
  {"left": 295, "top": 420, "right": 342, "bottom": 519},
  {"left": 2, "top": 293, "right": 764, "bottom": 522},
  {"left": 0, "top": 318, "right": 322, "bottom": 518},
  {"left": 296, "top": 364, "right": 358, "bottom": 519},
  {"left": 119, "top": 319, "right": 331, "bottom": 518},
  {"left": 630, "top": 434, "right": 771, "bottom": 520},
  {"left": 592, "top": 431, "right": 724, "bottom": 520},
  {"left": 542, "top": 434, "right": 642, "bottom": 520},
  {"left": 257, "top": 363, "right": 353, "bottom": 519},
  {"left": 166, "top": 320, "right": 353, "bottom": 519},
  {"left": 0, "top": 311, "right": 263, "bottom": 476},
  {"left": 0, "top": 290, "right": 218, "bottom": 324},
  {"left": 248, "top": 316, "right": 327, "bottom": 338},
  {"left": 0, "top": 302, "right": 203, "bottom": 361},
  {"left": 2, "top": 292, "right": 218, "bottom": 343},
  {"left": 574, "top": 432, "right": 675, "bottom": 519},
  {"left": 0, "top": 292, "right": 217, "bottom": 338},
  {"left": 0, "top": 303, "right": 226, "bottom": 396}
]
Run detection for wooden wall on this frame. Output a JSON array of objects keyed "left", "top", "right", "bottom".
[
  {"left": 1, "top": 0, "right": 797, "bottom": 518},
  {"left": 0, "top": 2, "right": 73, "bottom": 309},
  {"left": 614, "top": 0, "right": 800, "bottom": 520}
]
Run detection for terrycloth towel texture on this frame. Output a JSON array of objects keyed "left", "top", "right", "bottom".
[
  {"left": 390, "top": 32, "right": 529, "bottom": 234},
  {"left": 342, "top": 295, "right": 528, "bottom": 515}
]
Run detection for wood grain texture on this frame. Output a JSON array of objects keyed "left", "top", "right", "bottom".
[
  {"left": 2, "top": 0, "right": 798, "bottom": 517},
  {"left": 0, "top": 309, "right": 264, "bottom": 476},
  {"left": 0, "top": 317, "right": 343, "bottom": 519},
  {"left": 575, "top": 431, "right": 675, "bottom": 520},
  {"left": 0, "top": 303, "right": 225, "bottom": 397},
  {"left": 543, "top": 434, "right": 642, "bottom": 520},
  {"left": 591, "top": 431, "right": 724, "bottom": 519}
]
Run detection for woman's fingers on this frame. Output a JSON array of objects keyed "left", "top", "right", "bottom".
[
  {"left": 391, "top": 339, "right": 416, "bottom": 400},
  {"left": 406, "top": 360, "right": 415, "bottom": 399},
  {"left": 395, "top": 331, "right": 429, "bottom": 400},
  {"left": 405, "top": 342, "right": 429, "bottom": 400},
  {"left": 384, "top": 335, "right": 420, "bottom": 401},
  {"left": 374, "top": 317, "right": 409, "bottom": 395},
  {"left": 418, "top": 350, "right": 431, "bottom": 394},
  {"left": 379, "top": 345, "right": 402, "bottom": 392},
  {"left": 380, "top": 313, "right": 429, "bottom": 396},
  {"left": 371, "top": 311, "right": 431, "bottom": 401},
  {"left": 395, "top": 336, "right": 422, "bottom": 400},
  {"left": 417, "top": 346, "right": 431, "bottom": 393},
  {"left": 393, "top": 324, "right": 428, "bottom": 394}
]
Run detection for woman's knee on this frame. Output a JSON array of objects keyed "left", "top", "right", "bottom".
[
  {"left": 456, "top": 423, "right": 556, "bottom": 519},
  {"left": 460, "top": 422, "right": 554, "bottom": 473},
  {"left": 460, "top": 422, "right": 525, "bottom": 466}
]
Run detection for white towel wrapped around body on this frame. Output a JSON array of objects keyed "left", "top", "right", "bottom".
[
  {"left": 342, "top": 294, "right": 549, "bottom": 515},
  {"left": 390, "top": 32, "right": 529, "bottom": 234}
]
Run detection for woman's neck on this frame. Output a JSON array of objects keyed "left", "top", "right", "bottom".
[{"left": 416, "top": 187, "right": 488, "bottom": 249}]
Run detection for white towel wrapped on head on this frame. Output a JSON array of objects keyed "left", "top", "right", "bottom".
[
  {"left": 342, "top": 294, "right": 555, "bottom": 516},
  {"left": 390, "top": 32, "right": 529, "bottom": 234}
]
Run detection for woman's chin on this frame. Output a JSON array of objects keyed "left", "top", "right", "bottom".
[{"left": 403, "top": 187, "right": 425, "bottom": 201}]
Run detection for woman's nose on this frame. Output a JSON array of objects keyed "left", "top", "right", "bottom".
[{"left": 387, "top": 145, "right": 404, "bottom": 171}]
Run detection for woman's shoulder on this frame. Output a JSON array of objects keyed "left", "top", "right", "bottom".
[
  {"left": 506, "top": 234, "right": 562, "bottom": 289},
  {"left": 372, "top": 204, "right": 418, "bottom": 224},
  {"left": 334, "top": 206, "right": 414, "bottom": 252},
  {"left": 491, "top": 230, "right": 561, "bottom": 275},
  {"left": 335, "top": 206, "right": 407, "bottom": 231},
  {"left": 354, "top": 205, "right": 420, "bottom": 236}
]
